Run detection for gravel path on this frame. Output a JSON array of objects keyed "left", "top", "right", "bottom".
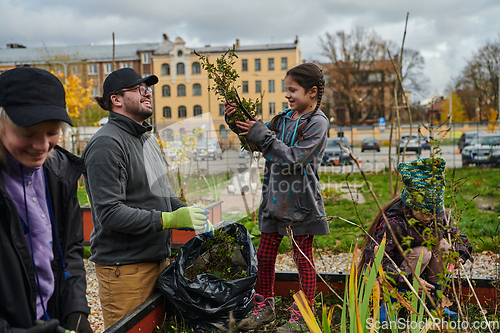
[
  {"left": 84, "top": 260, "right": 104, "bottom": 333},
  {"left": 85, "top": 251, "right": 499, "bottom": 332}
]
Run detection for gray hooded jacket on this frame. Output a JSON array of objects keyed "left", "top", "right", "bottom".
[
  {"left": 244, "top": 109, "right": 330, "bottom": 236},
  {"left": 82, "top": 112, "right": 184, "bottom": 266}
]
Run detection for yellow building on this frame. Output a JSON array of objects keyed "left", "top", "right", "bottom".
[{"left": 152, "top": 36, "right": 301, "bottom": 148}]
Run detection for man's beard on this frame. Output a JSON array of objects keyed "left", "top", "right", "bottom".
[{"left": 127, "top": 101, "right": 153, "bottom": 122}]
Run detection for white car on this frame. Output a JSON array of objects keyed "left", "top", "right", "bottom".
[
  {"left": 163, "top": 141, "right": 182, "bottom": 160},
  {"left": 194, "top": 140, "right": 223, "bottom": 160},
  {"left": 398, "top": 135, "right": 422, "bottom": 154},
  {"left": 238, "top": 148, "right": 260, "bottom": 159}
]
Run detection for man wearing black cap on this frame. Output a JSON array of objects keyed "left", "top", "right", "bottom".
[
  {"left": 0, "top": 67, "right": 92, "bottom": 333},
  {"left": 82, "top": 68, "right": 213, "bottom": 328}
]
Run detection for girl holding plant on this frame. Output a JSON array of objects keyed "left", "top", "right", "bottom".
[{"left": 225, "top": 63, "right": 329, "bottom": 332}]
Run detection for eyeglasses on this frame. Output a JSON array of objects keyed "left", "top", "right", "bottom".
[{"left": 121, "top": 85, "right": 153, "bottom": 96}]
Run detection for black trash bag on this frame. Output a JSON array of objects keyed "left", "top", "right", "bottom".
[{"left": 159, "top": 221, "right": 258, "bottom": 332}]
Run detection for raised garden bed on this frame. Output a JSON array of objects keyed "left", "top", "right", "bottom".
[{"left": 102, "top": 273, "right": 499, "bottom": 333}]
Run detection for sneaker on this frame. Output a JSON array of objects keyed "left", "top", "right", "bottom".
[
  {"left": 275, "top": 302, "right": 308, "bottom": 333},
  {"left": 238, "top": 294, "right": 275, "bottom": 330}
]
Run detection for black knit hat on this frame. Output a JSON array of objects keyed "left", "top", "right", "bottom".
[
  {"left": 102, "top": 68, "right": 158, "bottom": 99},
  {"left": 0, "top": 66, "right": 73, "bottom": 127}
]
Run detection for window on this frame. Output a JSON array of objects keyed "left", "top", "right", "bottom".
[
  {"left": 161, "top": 63, "right": 170, "bottom": 76},
  {"left": 255, "top": 80, "right": 261, "bottom": 93},
  {"left": 162, "top": 85, "right": 170, "bottom": 97},
  {"left": 178, "top": 106, "right": 187, "bottom": 118},
  {"left": 368, "top": 73, "right": 382, "bottom": 82},
  {"left": 104, "top": 63, "right": 113, "bottom": 74},
  {"left": 282, "top": 79, "right": 286, "bottom": 92},
  {"left": 193, "top": 83, "right": 202, "bottom": 96},
  {"left": 91, "top": 86, "right": 99, "bottom": 96},
  {"left": 192, "top": 62, "right": 201, "bottom": 74},
  {"left": 177, "top": 50, "right": 183, "bottom": 57},
  {"left": 268, "top": 58, "right": 274, "bottom": 71},
  {"left": 242, "top": 81, "right": 248, "bottom": 93},
  {"left": 142, "top": 53, "right": 150, "bottom": 64},
  {"left": 177, "top": 84, "right": 186, "bottom": 96},
  {"left": 163, "top": 107, "right": 171, "bottom": 118},
  {"left": 268, "top": 80, "right": 275, "bottom": 93},
  {"left": 193, "top": 105, "right": 202, "bottom": 116},
  {"left": 269, "top": 102, "right": 275, "bottom": 115},
  {"left": 242, "top": 59, "right": 248, "bottom": 72},
  {"left": 88, "top": 64, "right": 97, "bottom": 75},
  {"left": 281, "top": 57, "right": 287, "bottom": 70},
  {"left": 121, "top": 62, "right": 131, "bottom": 68},
  {"left": 256, "top": 104, "right": 262, "bottom": 115},
  {"left": 255, "top": 59, "right": 261, "bottom": 71},
  {"left": 70, "top": 65, "right": 81, "bottom": 75},
  {"left": 282, "top": 102, "right": 288, "bottom": 110},
  {"left": 177, "top": 63, "right": 185, "bottom": 75},
  {"left": 219, "top": 104, "right": 225, "bottom": 116}
]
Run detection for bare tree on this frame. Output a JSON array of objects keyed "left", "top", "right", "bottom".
[
  {"left": 320, "top": 27, "right": 428, "bottom": 125},
  {"left": 453, "top": 37, "right": 500, "bottom": 121},
  {"left": 398, "top": 48, "right": 430, "bottom": 100}
]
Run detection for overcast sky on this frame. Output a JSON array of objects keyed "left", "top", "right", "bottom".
[{"left": 1, "top": 0, "right": 500, "bottom": 102}]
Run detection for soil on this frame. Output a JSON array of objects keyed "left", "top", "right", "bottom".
[{"left": 184, "top": 228, "right": 247, "bottom": 281}]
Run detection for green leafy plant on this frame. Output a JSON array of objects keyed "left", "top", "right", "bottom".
[
  {"left": 195, "top": 48, "right": 259, "bottom": 152},
  {"left": 202, "top": 174, "right": 226, "bottom": 202}
]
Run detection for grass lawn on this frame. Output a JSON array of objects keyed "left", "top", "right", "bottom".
[
  {"left": 78, "top": 167, "right": 500, "bottom": 254},
  {"left": 238, "top": 166, "right": 500, "bottom": 254},
  {"left": 315, "top": 166, "right": 500, "bottom": 254}
]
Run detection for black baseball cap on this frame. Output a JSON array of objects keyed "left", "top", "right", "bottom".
[
  {"left": 0, "top": 66, "right": 73, "bottom": 127},
  {"left": 103, "top": 68, "right": 158, "bottom": 99}
]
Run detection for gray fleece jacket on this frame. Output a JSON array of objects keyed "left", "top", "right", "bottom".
[
  {"left": 245, "top": 109, "right": 330, "bottom": 236},
  {"left": 82, "top": 112, "right": 184, "bottom": 266}
]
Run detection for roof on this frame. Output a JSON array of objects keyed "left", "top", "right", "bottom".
[
  {"left": 192, "top": 42, "right": 298, "bottom": 54},
  {"left": 0, "top": 42, "right": 159, "bottom": 65},
  {"left": 0, "top": 39, "right": 298, "bottom": 65}
]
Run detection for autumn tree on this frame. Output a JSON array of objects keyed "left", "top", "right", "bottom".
[
  {"left": 439, "top": 92, "right": 468, "bottom": 123},
  {"left": 61, "top": 74, "right": 94, "bottom": 124}
]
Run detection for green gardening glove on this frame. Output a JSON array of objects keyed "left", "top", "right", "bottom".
[{"left": 162, "top": 206, "right": 213, "bottom": 235}]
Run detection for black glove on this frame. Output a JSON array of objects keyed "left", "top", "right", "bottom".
[
  {"left": 27, "top": 320, "right": 60, "bottom": 333},
  {"left": 65, "top": 312, "right": 93, "bottom": 333}
]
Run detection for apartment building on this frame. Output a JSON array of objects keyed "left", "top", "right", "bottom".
[
  {"left": 0, "top": 35, "right": 301, "bottom": 146},
  {"left": 152, "top": 36, "right": 301, "bottom": 147}
]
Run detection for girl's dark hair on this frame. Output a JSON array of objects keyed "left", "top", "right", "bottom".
[
  {"left": 269, "top": 63, "right": 325, "bottom": 142},
  {"left": 357, "top": 196, "right": 402, "bottom": 276},
  {"left": 95, "top": 91, "right": 124, "bottom": 111}
]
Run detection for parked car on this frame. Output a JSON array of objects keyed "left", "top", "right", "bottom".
[
  {"left": 458, "top": 132, "right": 485, "bottom": 152},
  {"left": 420, "top": 136, "right": 431, "bottom": 150},
  {"left": 461, "top": 133, "right": 500, "bottom": 167},
  {"left": 398, "top": 134, "right": 422, "bottom": 154},
  {"left": 361, "top": 137, "right": 380, "bottom": 152},
  {"left": 194, "top": 139, "right": 223, "bottom": 160},
  {"left": 321, "top": 137, "right": 352, "bottom": 166},
  {"left": 163, "top": 141, "right": 182, "bottom": 160},
  {"left": 238, "top": 148, "right": 260, "bottom": 159}
]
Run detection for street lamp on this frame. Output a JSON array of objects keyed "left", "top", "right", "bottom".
[
  {"left": 48, "top": 59, "right": 87, "bottom": 83},
  {"left": 476, "top": 107, "right": 480, "bottom": 134}
]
